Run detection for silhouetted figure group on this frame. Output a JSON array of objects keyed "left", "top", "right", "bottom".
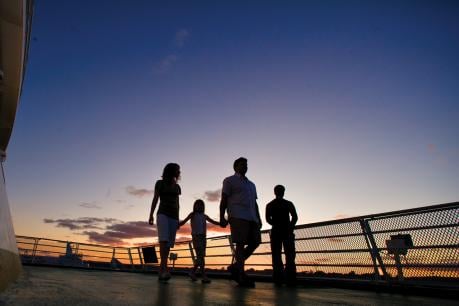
[{"left": 148, "top": 157, "right": 298, "bottom": 288}]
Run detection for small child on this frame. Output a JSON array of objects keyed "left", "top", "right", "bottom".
[{"left": 179, "top": 199, "right": 220, "bottom": 283}]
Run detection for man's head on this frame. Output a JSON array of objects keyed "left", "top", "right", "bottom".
[
  {"left": 233, "top": 157, "right": 248, "bottom": 176},
  {"left": 274, "top": 185, "right": 285, "bottom": 198}
]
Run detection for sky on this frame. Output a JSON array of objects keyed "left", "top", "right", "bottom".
[{"left": 5, "top": 0, "right": 459, "bottom": 246}]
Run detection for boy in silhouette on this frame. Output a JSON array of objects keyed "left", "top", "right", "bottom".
[{"left": 265, "top": 185, "right": 298, "bottom": 286}]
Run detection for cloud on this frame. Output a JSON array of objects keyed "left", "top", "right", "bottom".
[
  {"left": 83, "top": 221, "right": 157, "bottom": 246},
  {"left": 45, "top": 215, "right": 227, "bottom": 247},
  {"left": 82, "top": 231, "right": 125, "bottom": 246},
  {"left": 152, "top": 29, "right": 190, "bottom": 75},
  {"left": 45, "top": 217, "right": 157, "bottom": 246},
  {"left": 106, "top": 221, "right": 156, "bottom": 238},
  {"left": 79, "top": 202, "right": 102, "bottom": 209},
  {"left": 175, "top": 29, "right": 190, "bottom": 47},
  {"left": 126, "top": 186, "right": 154, "bottom": 198},
  {"left": 203, "top": 189, "right": 221, "bottom": 202},
  {"left": 177, "top": 224, "right": 192, "bottom": 235},
  {"left": 154, "top": 54, "right": 178, "bottom": 74},
  {"left": 43, "top": 217, "right": 117, "bottom": 230}
]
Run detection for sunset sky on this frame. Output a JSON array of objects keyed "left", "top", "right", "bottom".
[{"left": 5, "top": 0, "right": 459, "bottom": 246}]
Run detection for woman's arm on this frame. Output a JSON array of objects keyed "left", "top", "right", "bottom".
[{"left": 148, "top": 191, "right": 159, "bottom": 225}]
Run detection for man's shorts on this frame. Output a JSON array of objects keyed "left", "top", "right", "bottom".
[
  {"left": 229, "top": 217, "right": 261, "bottom": 245},
  {"left": 156, "top": 213, "right": 178, "bottom": 248}
]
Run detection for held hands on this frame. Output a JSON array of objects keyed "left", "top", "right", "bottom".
[
  {"left": 220, "top": 217, "right": 228, "bottom": 228},
  {"left": 148, "top": 215, "right": 154, "bottom": 225}
]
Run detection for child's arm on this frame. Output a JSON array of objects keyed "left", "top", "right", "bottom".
[
  {"left": 179, "top": 212, "right": 193, "bottom": 228},
  {"left": 205, "top": 215, "right": 221, "bottom": 226}
]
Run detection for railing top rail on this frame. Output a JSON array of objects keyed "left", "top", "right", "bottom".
[
  {"left": 294, "top": 201, "right": 458, "bottom": 230},
  {"left": 15, "top": 235, "right": 130, "bottom": 250}
]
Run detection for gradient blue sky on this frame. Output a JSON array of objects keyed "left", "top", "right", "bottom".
[{"left": 6, "top": 0, "right": 459, "bottom": 245}]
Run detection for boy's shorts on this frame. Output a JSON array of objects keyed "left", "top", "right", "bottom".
[
  {"left": 156, "top": 213, "right": 178, "bottom": 248},
  {"left": 229, "top": 217, "right": 261, "bottom": 245}
]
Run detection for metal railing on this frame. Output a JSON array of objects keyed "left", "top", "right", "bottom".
[{"left": 16, "top": 201, "right": 459, "bottom": 284}]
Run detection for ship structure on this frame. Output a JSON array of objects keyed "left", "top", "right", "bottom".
[{"left": 0, "top": 0, "right": 34, "bottom": 291}]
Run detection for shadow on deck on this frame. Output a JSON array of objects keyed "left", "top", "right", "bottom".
[{"left": 0, "top": 266, "right": 457, "bottom": 306}]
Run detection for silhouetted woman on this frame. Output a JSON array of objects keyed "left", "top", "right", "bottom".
[{"left": 149, "top": 163, "right": 181, "bottom": 281}]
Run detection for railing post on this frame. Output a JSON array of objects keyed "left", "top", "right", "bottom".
[
  {"left": 111, "top": 247, "right": 116, "bottom": 269},
  {"left": 128, "top": 248, "right": 134, "bottom": 269},
  {"left": 31, "top": 238, "right": 40, "bottom": 263},
  {"left": 360, "top": 219, "right": 388, "bottom": 280},
  {"left": 188, "top": 242, "right": 196, "bottom": 266},
  {"left": 393, "top": 252, "right": 404, "bottom": 281},
  {"left": 74, "top": 243, "right": 80, "bottom": 256},
  {"left": 137, "top": 247, "right": 144, "bottom": 268},
  {"left": 228, "top": 236, "right": 235, "bottom": 264}
]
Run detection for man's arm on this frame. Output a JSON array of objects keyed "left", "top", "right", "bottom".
[
  {"left": 252, "top": 183, "right": 262, "bottom": 228},
  {"left": 289, "top": 202, "right": 298, "bottom": 229},
  {"left": 265, "top": 203, "right": 273, "bottom": 225},
  {"left": 219, "top": 193, "right": 228, "bottom": 227},
  {"left": 255, "top": 202, "right": 262, "bottom": 228}
]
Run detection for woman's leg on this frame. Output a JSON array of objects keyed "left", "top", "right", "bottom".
[{"left": 159, "top": 241, "right": 170, "bottom": 273}]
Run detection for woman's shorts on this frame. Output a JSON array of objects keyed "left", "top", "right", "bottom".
[{"left": 156, "top": 213, "right": 178, "bottom": 248}]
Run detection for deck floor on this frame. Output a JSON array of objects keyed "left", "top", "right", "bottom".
[{"left": 0, "top": 266, "right": 456, "bottom": 306}]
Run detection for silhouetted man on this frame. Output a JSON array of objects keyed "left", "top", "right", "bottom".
[
  {"left": 266, "top": 185, "right": 298, "bottom": 286},
  {"left": 220, "top": 157, "right": 262, "bottom": 287}
]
